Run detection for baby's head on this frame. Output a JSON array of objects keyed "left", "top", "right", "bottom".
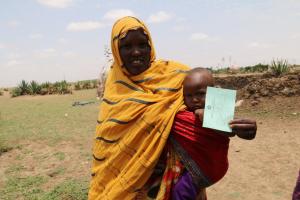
[{"left": 183, "top": 68, "right": 214, "bottom": 112}]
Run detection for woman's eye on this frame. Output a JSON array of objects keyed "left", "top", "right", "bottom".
[
  {"left": 139, "top": 43, "right": 149, "bottom": 48},
  {"left": 120, "top": 44, "right": 131, "bottom": 50}
]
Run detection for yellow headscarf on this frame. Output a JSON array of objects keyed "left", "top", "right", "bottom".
[{"left": 89, "top": 16, "right": 190, "bottom": 200}]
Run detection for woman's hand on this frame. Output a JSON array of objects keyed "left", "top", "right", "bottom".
[{"left": 229, "top": 118, "right": 257, "bottom": 140}]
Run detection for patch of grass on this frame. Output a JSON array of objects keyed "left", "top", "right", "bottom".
[
  {"left": 0, "top": 89, "right": 98, "bottom": 145},
  {"left": 42, "top": 179, "right": 88, "bottom": 200},
  {"left": 47, "top": 167, "right": 66, "bottom": 177},
  {"left": 0, "top": 175, "right": 47, "bottom": 200},
  {"left": 5, "top": 164, "right": 25, "bottom": 174},
  {"left": 54, "top": 151, "right": 65, "bottom": 161},
  {"left": 0, "top": 137, "right": 13, "bottom": 156}
]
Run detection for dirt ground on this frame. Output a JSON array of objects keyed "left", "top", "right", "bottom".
[
  {"left": 0, "top": 92, "right": 299, "bottom": 199},
  {"left": 207, "top": 96, "right": 300, "bottom": 200}
]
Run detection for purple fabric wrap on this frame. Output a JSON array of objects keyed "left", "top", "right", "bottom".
[
  {"left": 172, "top": 170, "right": 198, "bottom": 200},
  {"left": 293, "top": 170, "right": 300, "bottom": 200}
]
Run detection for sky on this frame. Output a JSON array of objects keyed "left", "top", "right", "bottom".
[{"left": 1, "top": 0, "right": 300, "bottom": 87}]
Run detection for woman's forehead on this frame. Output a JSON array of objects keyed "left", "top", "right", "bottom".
[{"left": 120, "top": 29, "right": 148, "bottom": 42}]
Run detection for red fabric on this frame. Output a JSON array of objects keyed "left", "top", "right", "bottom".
[{"left": 172, "top": 110, "right": 230, "bottom": 184}]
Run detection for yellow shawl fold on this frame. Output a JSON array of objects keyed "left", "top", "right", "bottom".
[{"left": 89, "top": 16, "right": 190, "bottom": 200}]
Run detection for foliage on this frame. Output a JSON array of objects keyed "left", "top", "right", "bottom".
[
  {"left": 0, "top": 90, "right": 3, "bottom": 96},
  {"left": 240, "top": 63, "right": 269, "bottom": 73},
  {"left": 270, "top": 59, "right": 290, "bottom": 76},
  {"left": 11, "top": 87, "right": 22, "bottom": 97},
  {"left": 74, "top": 81, "right": 81, "bottom": 90},
  {"left": 74, "top": 80, "right": 98, "bottom": 91},
  {"left": 29, "top": 81, "right": 42, "bottom": 95},
  {"left": 53, "top": 80, "right": 72, "bottom": 94},
  {"left": 40, "top": 82, "right": 52, "bottom": 95},
  {"left": 18, "top": 80, "right": 30, "bottom": 95}
]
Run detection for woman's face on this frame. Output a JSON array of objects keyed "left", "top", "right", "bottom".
[{"left": 119, "top": 29, "right": 151, "bottom": 75}]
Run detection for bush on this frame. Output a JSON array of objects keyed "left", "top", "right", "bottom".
[
  {"left": 40, "top": 82, "right": 53, "bottom": 95},
  {"left": 0, "top": 90, "right": 3, "bottom": 96},
  {"left": 74, "top": 82, "right": 81, "bottom": 90},
  {"left": 240, "top": 63, "right": 269, "bottom": 73},
  {"left": 270, "top": 59, "right": 290, "bottom": 76},
  {"left": 18, "top": 80, "right": 30, "bottom": 95},
  {"left": 53, "top": 80, "right": 72, "bottom": 94},
  {"left": 11, "top": 87, "right": 22, "bottom": 97},
  {"left": 28, "top": 81, "right": 41, "bottom": 95}
]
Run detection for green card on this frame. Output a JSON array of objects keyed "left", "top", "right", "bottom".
[{"left": 203, "top": 87, "right": 236, "bottom": 132}]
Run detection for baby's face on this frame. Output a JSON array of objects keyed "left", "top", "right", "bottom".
[{"left": 183, "top": 71, "right": 214, "bottom": 112}]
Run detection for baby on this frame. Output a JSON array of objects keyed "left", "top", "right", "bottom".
[{"left": 171, "top": 67, "right": 254, "bottom": 199}]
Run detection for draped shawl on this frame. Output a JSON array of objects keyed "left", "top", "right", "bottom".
[{"left": 89, "top": 16, "right": 190, "bottom": 200}]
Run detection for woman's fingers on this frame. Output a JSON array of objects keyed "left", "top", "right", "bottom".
[
  {"left": 229, "top": 118, "right": 257, "bottom": 140},
  {"left": 230, "top": 123, "right": 257, "bottom": 130}
]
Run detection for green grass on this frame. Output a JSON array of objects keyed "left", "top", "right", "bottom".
[
  {"left": 41, "top": 179, "right": 88, "bottom": 200},
  {"left": 53, "top": 152, "right": 65, "bottom": 161},
  {"left": 0, "top": 89, "right": 98, "bottom": 199},
  {"left": 0, "top": 89, "right": 98, "bottom": 146},
  {"left": 0, "top": 176, "right": 88, "bottom": 200},
  {"left": 1, "top": 176, "right": 47, "bottom": 200}
]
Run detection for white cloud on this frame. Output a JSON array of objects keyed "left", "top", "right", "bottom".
[
  {"left": 147, "top": 11, "right": 173, "bottom": 23},
  {"left": 248, "top": 42, "right": 272, "bottom": 48},
  {"left": 190, "top": 32, "right": 220, "bottom": 42},
  {"left": 173, "top": 25, "right": 188, "bottom": 32},
  {"left": 63, "top": 51, "right": 76, "bottom": 57},
  {"left": 291, "top": 33, "right": 300, "bottom": 39},
  {"left": 29, "top": 33, "right": 43, "bottom": 39},
  {"left": 36, "top": 0, "right": 73, "bottom": 8},
  {"left": 66, "top": 21, "right": 105, "bottom": 32},
  {"left": 7, "top": 20, "right": 20, "bottom": 28},
  {"left": 7, "top": 60, "right": 21, "bottom": 66},
  {"left": 35, "top": 48, "right": 57, "bottom": 58},
  {"left": 103, "top": 9, "right": 136, "bottom": 21},
  {"left": 58, "top": 38, "right": 68, "bottom": 44},
  {"left": 190, "top": 33, "right": 209, "bottom": 41},
  {"left": 295, "top": 12, "right": 300, "bottom": 16},
  {"left": 0, "top": 43, "right": 5, "bottom": 49}
]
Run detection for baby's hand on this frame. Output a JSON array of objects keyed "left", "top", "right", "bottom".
[{"left": 194, "top": 109, "right": 204, "bottom": 122}]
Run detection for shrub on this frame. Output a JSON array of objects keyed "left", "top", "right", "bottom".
[
  {"left": 18, "top": 80, "right": 30, "bottom": 95},
  {"left": 11, "top": 87, "right": 22, "bottom": 97},
  {"left": 0, "top": 90, "right": 3, "bottom": 96},
  {"left": 40, "top": 82, "right": 53, "bottom": 95},
  {"left": 28, "top": 81, "right": 41, "bottom": 95},
  {"left": 270, "top": 59, "right": 290, "bottom": 76},
  {"left": 53, "top": 80, "right": 72, "bottom": 94},
  {"left": 74, "top": 81, "right": 81, "bottom": 90},
  {"left": 240, "top": 63, "right": 269, "bottom": 73},
  {"left": 82, "top": 81, "right": 92, "bottom": 89}
]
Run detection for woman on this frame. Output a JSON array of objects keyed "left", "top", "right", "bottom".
[{"left": 89, "top": 16, "right": 257, "bottom": 200}]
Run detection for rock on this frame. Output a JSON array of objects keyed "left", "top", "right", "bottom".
[
  {"left": 260, "top": 89, "right": 270, "bottom": 97},
  {"left": 281, "top": 87, "right": 295, "bottom": 96},
  {"left": 253, "top": 93, "right": 260, "bottom": 99},
  {"left": 251, "top": 100, "right": 259, "bottom": 106}
]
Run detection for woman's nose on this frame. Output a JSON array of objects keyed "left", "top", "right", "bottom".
[{"left": 132, "top": 47, "right": 141, "bottom": 56}]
